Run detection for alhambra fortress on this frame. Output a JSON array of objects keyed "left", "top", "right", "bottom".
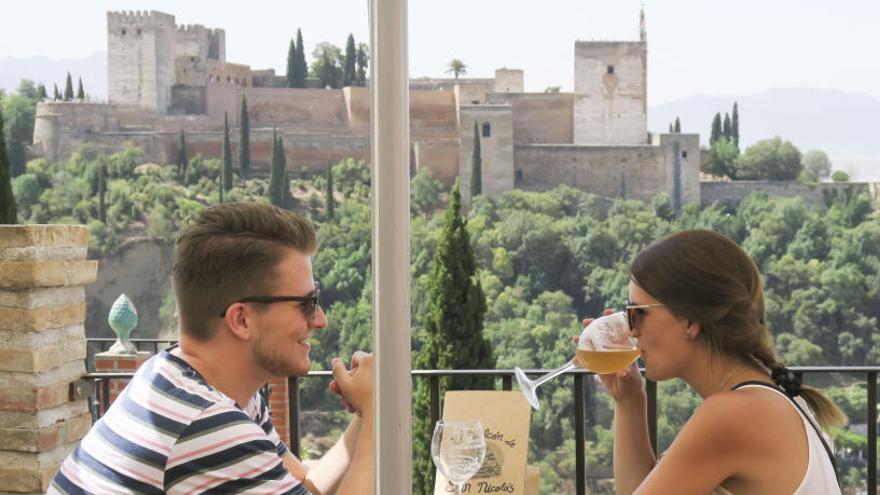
[{"left": 32, "top": 10, "right": 878, "bottom": 207}]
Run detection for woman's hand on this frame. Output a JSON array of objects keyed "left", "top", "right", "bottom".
[{"left": 577, "top": 312, "right": 646, "bottom": 404}]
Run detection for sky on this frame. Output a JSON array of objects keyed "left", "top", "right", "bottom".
[{"left": 1, "top": 0, "right": 878, "bottom": 105}]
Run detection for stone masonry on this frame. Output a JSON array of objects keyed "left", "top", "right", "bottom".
[{"left": 0, "top": 225, "right": 97, "bottom": 494}]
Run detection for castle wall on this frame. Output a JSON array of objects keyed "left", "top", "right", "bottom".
[
  {"left": 494, "top": 69, "right": 524, "bottom": 93},
  {"left": 573, "top": 41, "right": 647, "bottom": 145},
  {"left": 237, "top": 88, "right": 349, "bottom": 128},
  {"left": 700, "top": 181, "right": 880, "bottom": 209},
  {"left": 170, "top": 86, "right": 207, "bottom": 115},
  {"left": 410, "top": 91, "right": 457, "bottom": 132},
  {"left": 487, "top": 93, "right": 574, "bottom": 144},
  {"left": 414, "top": 139, "right": 459, "bottom": 186},
  {"left": 343, "top": 87, "right": 370, "bottom": 129},
  {"left": 658, "top": 133, "right": 701, "bottom": 208},
  {"left": 459, "top": 106, "right": 514, "bottom": 203},
  {"left": 207, "top": 60, "right": 252, "bottom": 87}
]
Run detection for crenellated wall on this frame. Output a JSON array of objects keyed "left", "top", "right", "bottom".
[{"left": 700, "top": 181, "right": 880, "bottom": 209}]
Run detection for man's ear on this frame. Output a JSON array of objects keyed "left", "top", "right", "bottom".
[{"left": 223, "top": 303, "right": 254, "bottom": 341}]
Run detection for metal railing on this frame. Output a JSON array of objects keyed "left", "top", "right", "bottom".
[{"left": 79, "top": 343, "right": 878, "bottom": 495}]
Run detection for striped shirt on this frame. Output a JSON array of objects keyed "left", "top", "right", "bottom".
[{"left": 49, "top": 347, "right": 308, "bottom": 494}]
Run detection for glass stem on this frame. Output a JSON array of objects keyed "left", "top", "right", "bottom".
[{"left": 532, "top": 359, "right": 576, "bottom": 388}]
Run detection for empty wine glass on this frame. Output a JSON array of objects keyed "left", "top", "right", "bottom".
[
  {"left": 514, "top": 311, "right": 639, "bottom": 410},
  {"left": 431, "top": 419, "right": 487, "bottom": 495}
]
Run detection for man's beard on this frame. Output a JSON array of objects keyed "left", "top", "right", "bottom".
[{"left": 252, "top": 331, "right": 308, "bottom": 377}]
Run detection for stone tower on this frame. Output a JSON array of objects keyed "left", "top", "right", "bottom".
[
  {"left": 572, "top": 40, "right": 648, "bottom": 145},
  {"left": 107, "top": 11, "right": 177, "bottom": 114}
]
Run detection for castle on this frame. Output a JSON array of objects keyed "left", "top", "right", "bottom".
[{"left": 33, "top": 9, "right": 703, "bottom": 206}]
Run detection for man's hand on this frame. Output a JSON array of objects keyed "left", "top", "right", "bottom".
[{"left": 330, "top": 352, "right": 373, "bottom": 417}]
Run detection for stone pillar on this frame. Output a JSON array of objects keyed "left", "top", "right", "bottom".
[
  {"left": 93, "top": 351, "right": 150, "bottom": 413},
  {"left": 0, "top": 225, "right": 97, "bottom": 494},
  {"left": 267, "top": 376, "right": 291, "bottom": 446}
]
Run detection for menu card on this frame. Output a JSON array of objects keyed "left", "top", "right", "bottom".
[{"left": 433, "top": 391, "right": 532, "bottom": 494}]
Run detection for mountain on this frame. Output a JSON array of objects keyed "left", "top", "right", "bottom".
[
  {"left": 650, "top": 88, "right": 880, "bottom": 181},
  {"left": 0, "top": 52, "right": 107, "bottom": 100}
]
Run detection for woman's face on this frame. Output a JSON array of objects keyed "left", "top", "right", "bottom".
[{"left": 628, "top": 280, "right": 695, "bottom": 382}]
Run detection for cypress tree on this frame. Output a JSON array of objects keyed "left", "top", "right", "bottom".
[
  {"left": 218, "top": 168, "right": 224, "bottom": 203},
  {"left": 222, "top": 112, "right": 233, "bottom": 191},
  {"left": 356, "top": 43, "right": 368, "bottom": 86},
  {"left": 36, "top": 84, "right": 47, "bottom": 100},
  {"left": 470, "top": 121, "right": 482, "bottom": 198},
  {"left": 731, "top": 102, "right": 740, "bottom": 148},
  {"left": 674, "top": 117, "right": 681, "bottom": 133},
  {"left": 343, "top": 34, "right": 356, "bottom": 87},
  {"left": 176, "top": 130, "right": 188, "bottom": 181},
  {"left": 64, "top": 72, "right": 74, "bottom": 101},
  {"left": 239, "top": 96, "right": 250, "bottom": 174},
  {"left": 668, "top": 123, "right": 674, "bottom": 133},
  {"left": 319, "top": 51, "right": 334, "bottom": 89},
  {"left": 412, "top": 178, "right": 493, "bottom": 495},
  {"left": 722, "top": 112, "right": 731, "bottom": 140},
  {"left": 710, "top": 112, "right": 722, "bottom": 144},
  {"left": 98, "top": 161, "right": 106, "bottom": 223},
  {"left": 53, "top": 84, "right": 61, "bottom": 101},
  {"left": 76, "top": 77, "right": 85, "bottom": 100},
  {"left": 282, "top": 168, "right": 293, "bottom": 209},
  {"left": 325, "top": 164, "right": 334, "bottom": 220},
  {"left": 286, "top": 39, "right": 296, "bottom": 88},
  {"left": 293, "top": 29, "right": 308, "bottom": 88},
  {"left": 0, "top": 109, "right": 17, "bottom": 224},
  {"left": 269, "top": 128, "right": 286, "bottom": 207}
]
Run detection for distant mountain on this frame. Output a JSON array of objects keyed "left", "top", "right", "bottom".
[
  {"left": 0, "top": 51, "right": 107, "bottom": 100},
  {"left": 650, "top": 88, "right": 880, "bottom": 181}
]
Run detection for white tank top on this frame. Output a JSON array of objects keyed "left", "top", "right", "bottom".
[{"left": 712, "top": 383, "right": 840, "bottom": 495}]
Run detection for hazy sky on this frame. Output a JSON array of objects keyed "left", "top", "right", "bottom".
[{"left": 1, "top": 0, "right": 878, "bottom": 105}]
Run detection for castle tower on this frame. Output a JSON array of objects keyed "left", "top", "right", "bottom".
[
  {"left": 572, "top": 38, "right": 648, "bottom": 145},
  {"left": 107, "top": 10, "right": 177, "bottom": 114}
]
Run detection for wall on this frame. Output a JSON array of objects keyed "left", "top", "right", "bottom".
[
  {"left": 494, "top": 69, "right": 524, "bottom": 93},
  {"left": 414, "top": 139, "right": 459, "bottom": 186},
  {"left": 238, "top": 88, "right": 349, "bottom": 128},
  {"left": 659, "top": 133, "right": 701, "bottom": 208},
  {"left": 487, "top": 92, "right": 574, "bottom": 144},
  {"left": 170, "top": 85, "right": 207, "bottom": 115},
  {"left": 700, "top": 181, "right": 880, "bottom": 209},
  {"left": 459, "top": 106, "right": 515, "bottom": 204},
  {"left": 573, "top": 41, "right": 647, "bottom": 145}
]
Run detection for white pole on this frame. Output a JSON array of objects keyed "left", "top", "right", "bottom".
[{"left": 369, "top": 0, "right": 412, "bottom": 493}]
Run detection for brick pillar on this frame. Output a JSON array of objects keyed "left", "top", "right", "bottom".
[
  {"left": 0, "top": 225, "right": 97, "bottom": 494},
  {"left": 267, "top": 376, "right": 291, "bottom": 446},
  {"left": 94, "top": 352, "right": 151, "bottom": 413}
]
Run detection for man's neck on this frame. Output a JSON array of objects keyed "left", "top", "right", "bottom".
[{"left": 174, "top": 336, "right": 266, "bottom": 407}]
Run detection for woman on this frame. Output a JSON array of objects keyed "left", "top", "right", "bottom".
[{"left": 600, "top": 230, "right": 845, "bottom": 494}]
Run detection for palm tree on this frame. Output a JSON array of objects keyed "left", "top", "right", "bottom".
[{"left": 445, "top": 59, "right": 467, "bottom": 79}]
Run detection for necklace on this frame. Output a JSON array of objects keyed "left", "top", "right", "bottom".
[{"left": 717, "top": 364, "right": 744, "bottom": 392}]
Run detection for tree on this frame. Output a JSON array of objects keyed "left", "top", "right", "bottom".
[
  {"left": 411, "top": 167, "right": 443, "bottom": 216},
  {"left": 831, "top": 170, "right": 850, "bottom": 182},
  {"left": 445, "top": 59, "right": 467, "bottom": 79},
  {"left": 343, "top": 34, "right": 356, "bottom": 87},
  {"left": 269, "top": 128, "right": 287, "bottom": 207},
  {"left": 222, "top": 112, "right": 233, "bottom": 191},
  {"left": 668, "top": 123, "right": 674, "bottom": 133},
  {"left": 710, "top": 112, "right": 722, "bottom": 144},
  {"left": 36, "top": 84, "right": 47, "bottom": 100},
  {"left": 97, "top": 161, "right": 107, "bottom": 223},
  {"left": 176, "top": 130, "right": 188, "bottom": 180},
  {"left": 311, "top": 42, "right": 342, "bottom": 89},
  {"left": 53, "top": 84, "right": 61, "bottom": 101},
  {"left": 325, "top": 164, "right": 335, "bottom": 220},
  {"left": 64, "top": 72, "right": 74, "bottom": 101},
  {"left": 722, "top": 112, "right": 731, "bottom": 140},
  {"left": 282, "top": 168, "right": 294, "bottom": 209},
  {"left": 0, "top": 109, "right": 17, "bottom": 223},
  {"left": 803, "top": 150, "right": 831, "bottom": 180},
  {"left": 293, "top": 29, "right": 308, "bottom": 88},
  {"left": 286, "top": 38, "right": 297, "bottom": 87},
  {"left": 544, "top": 86, "right": 561, "bottom": 93},
  {"left": 76, "top": 77, "right": 85, "bottom": 100},
  {"left": 731, "top": 102, "right": 740, "bottom": 148},
  {"left": 239, "top": 96, "right": 250, "bottom": 174},
  {"left": 735, "top": 137, "right": 803, "bottom": 181},
  {"left": 2, "top": 93, "right": 36, "bottom": 177},
  {"left": 471, "top": 120, "right": 482, "bottom": 198},
  {"left": 706, "top": 137, "right": 739, "bottom": 178},
  {"left": 673, "top": 117, "right": 681, "bottom": 133},
  {"left": 355, "top": 43, "right": 368, "bottom": 86},
  {"left": 412, "top": 179, "right": 493, "bottom": 495}
]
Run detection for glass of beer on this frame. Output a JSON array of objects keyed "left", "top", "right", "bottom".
[{"left": 514, "top": 312, "right": 639, "bottom": 410}]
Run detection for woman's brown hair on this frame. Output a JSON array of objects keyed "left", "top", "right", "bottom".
[{"left": 630, "top": 229, "right": 846, "bottom": 429}]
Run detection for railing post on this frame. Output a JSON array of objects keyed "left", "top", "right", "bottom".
[
  {"left": 574, "top": 373, "right": 586, "bottom": 495},
  {"left": 502, "top": 373, "right": 512, "bottom": 391},
  {"left": 868, "top": 371, "right": 877, "bottom": 495},
  {"left": 646, "top": 378, "right": 658, "bottom": 455},
  {"left": 288, "top": 376, "right": 301, "bottom": 459},
  {"left": 430, "top": 374, "right": 441, "bottom": 427}
]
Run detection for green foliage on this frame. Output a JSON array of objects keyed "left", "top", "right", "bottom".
[
  {"left": 332, "top": 158, "right": 370, "bottom": 198},
  {"left": 355, "top": 43, "right": 368, "bottom": 86},
  {"left": 311, "top": 42, "right": 342, "bottom": 89},
  {"left": 176, "top": 131, "right": 187, "bottom": 180},
  {"left": 269, "top": 129, "right": 286, "bottom": 207},
  {"left": 342, "top": 34, "right": 356, "bottom": 87},
  {"left": 0, "top": 108, "right": 16, "bottom": 223},
  {"left": 76, "top": 77, "right": 84, "bottom": 100},
  {"left": 64, "top": 72, "right": 74, "bottom": 101},
  {"left": 673, "top": 116, "right": 681, "bottom": 133},
  {"left": 293, "top": 29, "right": 308, "bottom": 88},
  {"left": 411, "top": 167, "right": 443, "bottom": 217},
  {"left": 722, "top": 112, "right": 731, "bottom": 139},
  {"left": 325, "top": 166, "right": 334, "bottom": 220},
  {"left": 706, "top": 137, "right": 739, "bottom": 178},
  {"left": 222, "top": 113, "right": 233, "bottom": 192},
  {"left": 2, "top": 88, "right": 38, "bottom": 176},
  {"left": 731, "top": 102, "right": 740, "bottom": 147},
  {"left": 53, "top": 84, "right": 60, "bottom": 101},
  {"left": 831, "top": 170, "right": 850, "bottom": 182},
  {"left": 445, "top": 59, "right": 467, "bottom": 79},
  {"left": 239, "top": 96, "right": 250, "bottom": 174},
  {"left": 735, "top": 136, "right": 803, "bottom": 180},
  {"left": 286, "top": 38, "right": 297, "bottom": 88},
  {"left": 803, "top": 149, "right": 831, "bottom": 180},
  {"left": 710, "top": 112, "right": 722, "bottom": 144},
  {"left": 471, "top": 120, "right": 482, "bottom": 198}
]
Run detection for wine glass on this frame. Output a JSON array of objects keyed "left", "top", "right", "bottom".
[
  {"left": 514, "top": 311, "right": 639, "bottom": 410},
  {"left": 431, "top": 419, "right": 487, "bottom": 495}
]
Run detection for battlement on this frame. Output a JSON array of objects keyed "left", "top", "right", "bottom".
[{"left": 107, "top": 10, "right": 175, "bottom": 27}]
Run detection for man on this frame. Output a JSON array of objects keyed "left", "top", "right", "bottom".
[{"left": 49, "top": 202, "right": 373, "bottom": 494}]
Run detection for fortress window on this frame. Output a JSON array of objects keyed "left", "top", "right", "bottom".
[
  {"left": 471, "top": 100, "right": 479, "bottom": 104},
  {"left": 121, "top": 29, "right": 126, "bottom": 35},
  {"left": 136, "top": 28, "right": 142, "bottom": 35},
  {"left": 681, "top": 150, "right": 688, "bottom": 159},
  {"left": 190, "top": 57, "right": 195, "bottom": 62},
  {"left": 607, "top": 65, "right": 614, "bottom": 74},
  {"left": 482, "top": 122, "right": 491, "bottom": 137},
  {"left": 515, "top": 170, "right": 523, "bottom": 182}
]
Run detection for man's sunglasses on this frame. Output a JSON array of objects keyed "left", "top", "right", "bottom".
[
  {"left": 220, "top": 282, "right": 321, "bottom": 321},
  {"left": 625, "top": 302, "right": 664, "bottom": 331}
]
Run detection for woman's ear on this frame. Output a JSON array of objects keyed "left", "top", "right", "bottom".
[{"left": 685, "top": 319, "right": 702, "bottom": 340}]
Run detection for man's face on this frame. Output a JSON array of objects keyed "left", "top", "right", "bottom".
[{"left": 251, "top": 249, "right": 327, "bottom": 377}]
